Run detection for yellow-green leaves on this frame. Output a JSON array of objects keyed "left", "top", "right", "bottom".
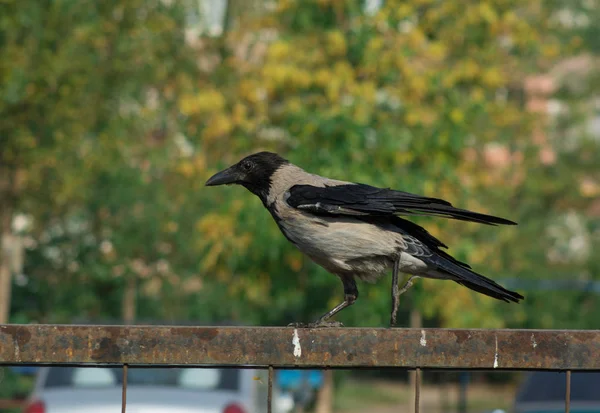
[{"left": 5, "top": 0, "right": 598, "bottom": 329}]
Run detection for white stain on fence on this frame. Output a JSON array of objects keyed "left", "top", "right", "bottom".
[
  {"left": 493, "top": 335, "right": 499, "bottom": 368},
  {"left": 420, "top": 330, "right": 427, "bottom": 347},
  {"left": 292, "top": 329, "right": 302, "bottom": 358}
]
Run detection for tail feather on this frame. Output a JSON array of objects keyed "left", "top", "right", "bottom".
[
  {"left": 432, "top": 255, "right": 524, "bottom": 303},
  {"left": 400, "top": 205, "right": 517, "bottom": 226}
]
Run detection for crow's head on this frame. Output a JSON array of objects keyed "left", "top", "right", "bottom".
[{"left": 205, "top": 151, "right": 289, "bottom": 199}]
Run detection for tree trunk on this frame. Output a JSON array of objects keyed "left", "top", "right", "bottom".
[
  {"left": 0, "top": 165, "right": 25, "bottom": 324},
  {"left": 0, "top": 167, "right": 13, "bottom": 324},
  {"left": 0, "top": 235, "right": 11, "bottom": 324},
  {"left": 122, "top": 276, "right": 136, "bottom": 324},
  {"left": 314, "top": 369, "right": 334, "bottom": 413}
]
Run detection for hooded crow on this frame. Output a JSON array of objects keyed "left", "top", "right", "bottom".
[{"left": 206, "top": 151, "right": 523, "bottom": 327}]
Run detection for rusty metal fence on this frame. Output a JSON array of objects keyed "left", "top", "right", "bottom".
[{"left": 1, "top": 325, "right": 600, "bottom": 412}]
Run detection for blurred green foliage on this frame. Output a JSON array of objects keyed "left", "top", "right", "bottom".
[
  {"left": 1, "top": 0, "right": 599, "bottom": 330},
  {"left": 0, "top": 367, "right": 33, "bottom": 411}
]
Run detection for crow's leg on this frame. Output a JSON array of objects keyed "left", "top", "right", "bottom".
[
  {"left": 289, "top": 277, "right": 357, "bottom": 328},
  {"left": 311, "top": 276, "right": 357, "bottom": 327},
  {"left": 399, "top": 275, "right": 419, "bottom": 295},
  {"left": 390, "top": 271, "right": 419, "bottom": 327},
  {"left": 390, "top": 258, "right": 400, "bottom": 326}
]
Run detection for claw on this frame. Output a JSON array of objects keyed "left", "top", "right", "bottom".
[
  {"left": 288, "top": 321, "right": 344, "bottom": 328},
  {"left": 310, "top": 321, "right": 344, "bottom": 328}
]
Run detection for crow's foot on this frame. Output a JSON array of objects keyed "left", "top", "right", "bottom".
[{"left": 287, "top": 321, "right": 344, "bottom": 328}]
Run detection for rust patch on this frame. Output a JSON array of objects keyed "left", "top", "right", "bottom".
[
  {"left": 169, "top": 327, "right": 219, "bottom": 341},
  {"left": 1, "top": 325, "right": 599, "bottom": 370},
  {"left": 90, "top": 327, "right": 127, "bottom": 362},
  {"left": 453, "top": 330, "right": 471, "bottom": 345},
  {"left": 195, "top": 328, "right": 219, "bottom": 341},
  {"left": 92, "top": 337, "right": 122, "bottom": 361},
  {"left": 3, "top": 326, "right": 32, "bottom": 348}
]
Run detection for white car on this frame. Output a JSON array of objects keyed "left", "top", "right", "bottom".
[{"left": 24, "top": 366, "right": 294, "bottom": 413}]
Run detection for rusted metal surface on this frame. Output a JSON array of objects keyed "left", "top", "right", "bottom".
[
  {"left": 122, "top": 364, "right": 128, "bottom": 413},
  {"left": 414, "top": 368, "right": 421, "bottom": 413},
  {"left": 1, "top": 325, "right": 600, "bottom": 370},
  {"left": 267, "top": 366, "right": 274, "bottom": 413},
  {"left": 565, "top": 370, "right": 571, "bottom": 413}
]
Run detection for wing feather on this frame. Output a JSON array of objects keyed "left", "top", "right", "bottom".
[{"left": 286, "top": 183, "right": 516, "bottom": 226}]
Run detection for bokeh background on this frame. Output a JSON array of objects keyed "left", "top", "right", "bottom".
[{"left": 1, "top": 0, "right": 599, "bottom": 412}]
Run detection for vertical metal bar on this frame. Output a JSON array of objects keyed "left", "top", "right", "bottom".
[
  {"left": 458, "top": 372, "right": 469, "bottom": 413},
  {"left": 122, "top": 364, "right": 128, "bottom": 413},
  {"left": 267, "top": 365, "right": 274, "bottom": 413},
  {"left": 414, "top": 368, "right": 421, "bottom": 413},
  {"left": 565, "top": 370, "right": 571, "bottom": 413}
]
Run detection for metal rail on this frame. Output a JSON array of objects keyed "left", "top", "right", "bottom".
[
  {"left": 2, "top": 324, "right": 598, "bottom": 413},
  {"left": 1, "top": 324, "right": 599, "bottom": 369}
]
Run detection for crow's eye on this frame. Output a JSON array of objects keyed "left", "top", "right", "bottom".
[{"left": 241, "top": 161, "right": 252, "bottom": 171}]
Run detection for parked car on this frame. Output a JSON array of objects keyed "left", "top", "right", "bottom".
[
  {"left": 277, "top": 370, "right": 324, "bottom": 410},
  {"left": 486, "top": 371, "right": 600, "bottom": 413},
  {"left": 23, "top": 365, "right": 294, "bottom": 413},
  {"left": 513, "top": 371, "right": 600, "bottom": 413}
]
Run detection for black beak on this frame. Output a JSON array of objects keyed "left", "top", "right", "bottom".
[{"left": 205, "top": 167, "right": 240, "bottom": 186}]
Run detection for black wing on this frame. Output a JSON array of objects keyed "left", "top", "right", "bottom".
[{"left": 286, "top": 183, "right": 516, "bottom": 226}]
